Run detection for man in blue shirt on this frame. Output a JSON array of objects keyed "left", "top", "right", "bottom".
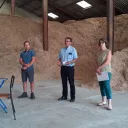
[
  {"left": 58, "top": 37, "right": 78, "bottom": 102},
  {"left": 18, "top": 41, "right": 36, "bottom": 99}
]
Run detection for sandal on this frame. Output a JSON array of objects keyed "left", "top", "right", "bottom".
[
  {"left": 107, "top": 105, "right": 112, "bottom": 110},
  {"left": 97, "top": 102, "right": 106, "bottom": 106}
]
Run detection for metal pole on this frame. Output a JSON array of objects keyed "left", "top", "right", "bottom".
[
  {"left": 0, "top": 0, "right": 7, "bottom": 9},
  {"left": 107, "top": 0, "right": 114, "bottom": 54},
  {"left": 11, "top": 0, "right": 15, "bottom": 15},
  {"left": 42, "top": 0, "right": 48, "bottom": 51}
]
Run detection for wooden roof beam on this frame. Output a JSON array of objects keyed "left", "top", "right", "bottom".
[{"left": 19, "top": 0, "right": 33, "bottom": 8}]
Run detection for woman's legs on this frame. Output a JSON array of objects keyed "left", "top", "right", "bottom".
[
  {"left": 107, "top": 99, "right": 112, "bottom": 110},
  {"left": 103, "top": 72, "right": 112, "bottom": 109},
  {"left": 98, "top": 81, "right": 107, "bottom": 106}
]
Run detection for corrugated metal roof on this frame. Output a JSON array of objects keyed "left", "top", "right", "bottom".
[
  {"left": 115, "top": 0, "right": 128, "bottom": 13},
  {"left": 6, "top": 0, "right": 126, "bottom": 22}
]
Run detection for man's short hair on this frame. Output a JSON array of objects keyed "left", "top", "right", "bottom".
[
  {"left": 24, "top": 41, "right": 30, "bottom": 46},
  {"left": 65, "top": 37, "right": 72, "bottom": 42}
]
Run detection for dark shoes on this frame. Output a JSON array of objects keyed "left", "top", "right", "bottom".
[
  {"left": 18, "top": 92, "right": 28, "bottom": 98},
  {"left": 18, "top": 92, "right": 35, "bottom": 100},
  {"left": 70, "top": 98, "right": 75, "bottom": 102},
  {"left": 58, "top": 96, "right": 67, "bottom": 101},
  {"left": 30, "top": 92, "right": 35, "bottom": 100},
  {"left": 58, "top": 96, "right": 75, "bottom": 102}
]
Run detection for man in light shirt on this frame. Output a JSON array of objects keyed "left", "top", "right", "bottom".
[{"left": 58, "top": 37, "right": 78, "bottom": 102}]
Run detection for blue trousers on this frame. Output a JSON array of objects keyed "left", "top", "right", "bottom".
[{"left": 99, "top": 72, "right": 112, "bottom": 99}]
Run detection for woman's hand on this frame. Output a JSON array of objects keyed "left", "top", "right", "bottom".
[{"left": 96, "top": 67, "right": 101, "bottom": 75}]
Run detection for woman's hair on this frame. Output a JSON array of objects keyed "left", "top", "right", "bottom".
[{"left": 99, "top": 38, "right": 109, "bottom": 48}]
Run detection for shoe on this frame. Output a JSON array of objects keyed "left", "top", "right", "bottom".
[
  {"left": 97, "top": 102, "right": 106, "bottom": 106},
  {"left": 107, "top": 105, "right": 112, "bottom": 110},
  {"left": 30, "top": 92, "right": 35, "bottom": 100},
  {"left": 107, "top": 99, "right": 112, "bottom": 110},
  {"left": 70, "top": 98, "right": 75, "bottom": 102},
  {"left": 58, "top": 96, "right": 67, "bottom": 101},
  {"left": 18, "top": 92, "right": 28, "bottom": 98}
]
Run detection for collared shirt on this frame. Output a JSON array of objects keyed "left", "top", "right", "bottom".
[
  {"left": 20, "top": 49, "right": 35, "bottom": 69},
  {"left": 59, "top": 46, "right": 78, "bottom": 67}
]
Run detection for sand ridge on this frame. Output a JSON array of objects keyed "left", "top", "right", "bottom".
[{"left": 0, "top": 14, "right": 128, "bottom": 90}]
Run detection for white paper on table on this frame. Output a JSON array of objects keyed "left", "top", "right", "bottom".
[{"left": 96, "top": 72, "right": 109, "bottom": 81}]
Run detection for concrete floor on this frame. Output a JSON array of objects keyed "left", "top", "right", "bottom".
[{"left": 0, "top": 80, "right": 128, "bottom": 128}]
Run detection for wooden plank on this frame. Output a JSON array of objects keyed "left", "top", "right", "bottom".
[{"left": 0, "top": 93, "right": 10, "bottom": 98}]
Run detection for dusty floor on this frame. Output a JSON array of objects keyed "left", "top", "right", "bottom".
[{"left": 0, "top": 80, "right": 128, "bottom": 128}]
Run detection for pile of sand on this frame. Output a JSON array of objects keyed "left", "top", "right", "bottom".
[
  {"left": 0, "top": 14, "right": 128, "bottom": 90},
  {"left": 112, "top": 48, "right": 128, "bottom": 90}
]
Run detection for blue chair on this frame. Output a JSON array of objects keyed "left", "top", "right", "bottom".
[
  {"left": 0, "top": 76, "right": 16, "bottom": 120},
  {"left": 0, "top": 78, "right": 8, "bottom": 113}
]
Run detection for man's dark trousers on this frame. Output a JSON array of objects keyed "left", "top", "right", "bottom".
[{"left": 61, "top": 66, "right": 75, "bottom": 99}]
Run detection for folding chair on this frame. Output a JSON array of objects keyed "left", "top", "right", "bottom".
[
  {"left": 0, "top": 78, "right": 8, "bottom": 113},
  {"left": 10, "top": 75, "right": 16, "bottom": 120},
  {"left": 0, "top": 76, "right": 16, "bottom": 120}
]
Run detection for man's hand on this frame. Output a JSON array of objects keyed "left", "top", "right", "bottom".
[
  {"left": 24, "top": 64, "right": 30, "bottom": 68},
  {"left": 65, "top": 59, "right": 77, "bottom": 65},
  {"left": 57, "top": 61, "right": 61, "bottom": 66},
  {"left": 65, "top": 61, "right": 71, "bottom": 65},
  {"left": 22, "top": 67, "right": 27, "bottom": 70}
]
